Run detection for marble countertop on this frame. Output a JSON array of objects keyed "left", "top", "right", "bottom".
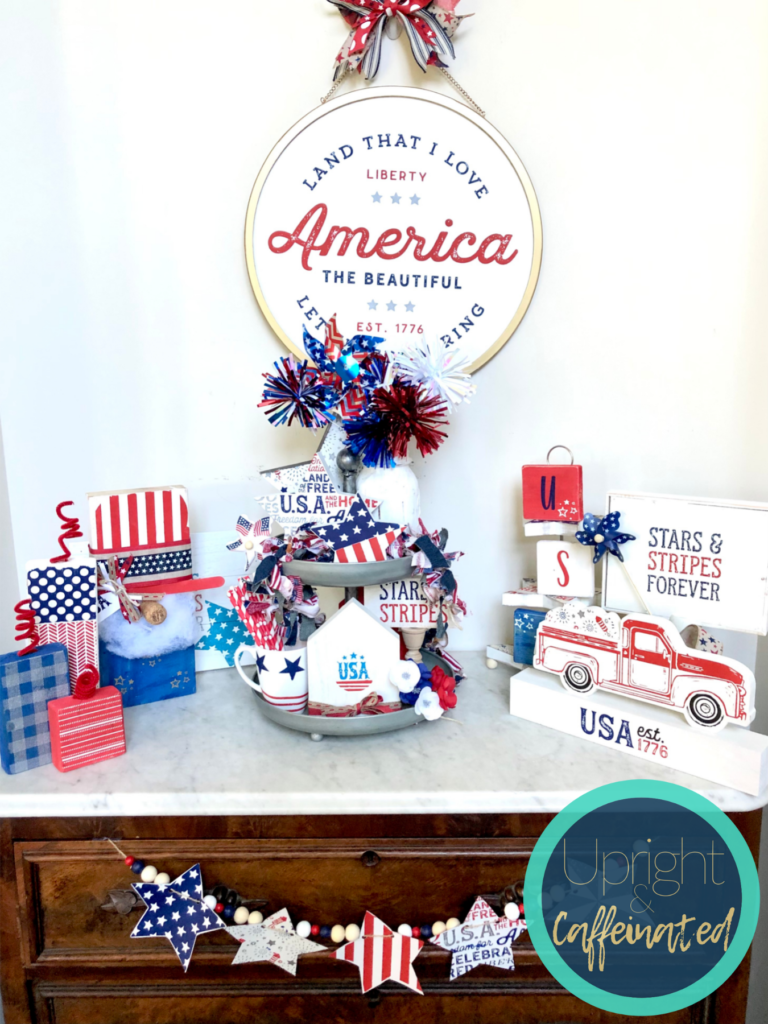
[{"left": 0, "top": 652, "right": 766, "bottom": 817}]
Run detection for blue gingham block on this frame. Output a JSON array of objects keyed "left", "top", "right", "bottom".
[{"left": 0, "top": 643, "right": 70, "bottom": 774}]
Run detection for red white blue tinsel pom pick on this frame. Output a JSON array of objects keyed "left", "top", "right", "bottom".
[
  {"left": 259, "top": 356, "right": 336, "bottom": 430},
  {"left": 394, "top": 338, "right": 475, "bottom": 413},
  {"left": 329, "top": 0, "right": 461, "bottom": 82},
  {"left": 575, "top": 512, "right": 636, "bottom": 564},
  {"left": 372, "top": 381, "right": 449, "bottom": 459}
]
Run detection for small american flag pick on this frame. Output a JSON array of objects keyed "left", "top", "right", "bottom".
[
  {"left": 312, "top": 496, "right": 404, "bottom": 563},
  {"left": 226, "top": 515, "right": 271, "bottom": 567},
  {"left": 330, "top": 911, "right": 423, "bottom": 994},
  {"left": 226, "top": 909, "right": 324, "bottom": 971},
  {"left": 131, "top": 864, "right": 224, "bottom": 971}
]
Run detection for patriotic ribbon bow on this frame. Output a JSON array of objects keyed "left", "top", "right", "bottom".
[
  {"left": 98, "top": 557, "right": 163, "bottom": 623},
  {"left": 329, "top": 0, "right": 457, "bottom": 81},
  {"left": 308, "top": 693, "right": 401, "bottom": 717}
]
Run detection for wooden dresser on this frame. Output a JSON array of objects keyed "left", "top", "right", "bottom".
[{"left": 0, "top": 655, "right": 762, "bottom": 1023}]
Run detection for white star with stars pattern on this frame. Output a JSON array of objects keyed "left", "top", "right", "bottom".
[{"left": 227, "top": 909, "right": 324, "bottom": 972}]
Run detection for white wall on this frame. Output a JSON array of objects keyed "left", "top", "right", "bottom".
[
  {"left": 1, "top": 0, "right": 768, "bottom": 1012},
  {"left": 2, "top": 0, "right": 768, "bottom": 654}
]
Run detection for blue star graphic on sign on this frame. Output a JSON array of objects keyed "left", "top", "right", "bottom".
[
  {"left": 280, "top": 657, "right": 304, "bottom": 681},
  {"left": 405, "top": 301, "right": 415, "bottom": 312},
  {"left": 372, "top": 192, "right": 382, "bottom": 203},
  {"left": 391, "top": 193, "right": 401, "bottom": 204},
  {"left": 410, "top": 194, "right": 420, "bottom": 204},
  {"left": 368, "top": 299, "right": 378, "bottom": 310},
  {"left": 195, "top": 603, "right": 249, "bottom": 666},
  {"left": 386, "top": 301, "right": 396, "bottom": 312},
  {"left": 131, "top": 864, "right": 224, "bottom": 971}
]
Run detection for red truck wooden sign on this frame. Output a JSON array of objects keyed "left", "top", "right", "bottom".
[{"left": 533, "top": 604, "right": 756, "bottom": 731}]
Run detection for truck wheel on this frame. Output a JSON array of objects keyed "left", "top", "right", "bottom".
[
  {"left": 684, "top": 692, "right": 725, "bottom": 730},
  {"left": 562, "top": 664, "right": 594, "bottom": 694}
]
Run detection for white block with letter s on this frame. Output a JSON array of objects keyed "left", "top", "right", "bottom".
[
  {"left": 510, "top": 667, "right": 768, "bottom": 796},
  {"left": 536, "top": 540, "right": 595, "bottom": 598}
]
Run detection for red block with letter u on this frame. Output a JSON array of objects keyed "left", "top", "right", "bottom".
[
  {"left": 48, "top": 666, "right": 126, "bottom": 772},
  {"left": 522, "top": 464, "right": 583, "bottom": 522}
]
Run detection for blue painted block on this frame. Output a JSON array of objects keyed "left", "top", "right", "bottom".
[
  {"left": 0, "top": 643, "right": 70, "bottom": 774},
  {"left": 513, "top": 609, "right": 548, "bottom": 666},
  {"left": 99, "top": 643, "right": 196, "bottom": 708}
]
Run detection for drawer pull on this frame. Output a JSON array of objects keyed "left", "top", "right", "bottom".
[
  {"left": 361, "top": 850, "right": 381, "bottom": 868},
  {"left": 101, "top": 889, "right": 142, "bottom": 916},
  {"left": 477, "top": 881, "right": 524, "bottom": 911}
]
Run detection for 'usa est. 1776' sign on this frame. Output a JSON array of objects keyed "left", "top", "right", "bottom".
[
  {"left": 245, "top": 87, "right": 542, "bottom": 373},
  {"left": 603, "top": 492, "right": 768, "bottom": 635}
]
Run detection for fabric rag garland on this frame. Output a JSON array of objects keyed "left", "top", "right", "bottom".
[{"left": 328, "top": 0, "right": 465, "bottom": 82}]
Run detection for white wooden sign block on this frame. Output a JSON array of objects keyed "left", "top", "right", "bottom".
[
  {"left": 536, "top": 540, "right": 595, "bottom": 598},
  {"left": 363, "top": 580, "right": 439, "bottom": 629},
  {"left": 501, "top": 591, "right": 558, "bottom": 610},
  {"left": 510, "top": 667, "right": 768, "bottom": 796},
  {"left": 524, "top": 522, "right": 580, "bottom": 538},
  {"left": 307, "top": 599, "right": 401, "bottom": 713},
  {"left": 604, "top": 491, "right": 768, "bottom": 634}
]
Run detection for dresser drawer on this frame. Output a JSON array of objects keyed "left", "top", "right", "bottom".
[{"left": 15, "top": 838, "right": 532, "bottom": 966}]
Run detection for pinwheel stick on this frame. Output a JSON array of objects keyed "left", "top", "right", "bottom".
[{"left": 617, "top": 559, "right": 651, "bottom": 615}]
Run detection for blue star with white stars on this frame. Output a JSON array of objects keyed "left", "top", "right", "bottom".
[
  {"left": 195, "top": 603, "right": 250, "bottom": 667},
  {"left": 130, "top": 863, "right": 224, "bottom": 971}
]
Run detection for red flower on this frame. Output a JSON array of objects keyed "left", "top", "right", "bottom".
[{"left": 430, "top": 665, "right": 457, "bottom": 710}]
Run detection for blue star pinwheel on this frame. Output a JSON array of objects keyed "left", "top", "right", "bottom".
[
  {"left": 576, "top": 512, "right": 636, "bottom": 564},
  {"left": 130, "top": 863, "right": 224, "bottom": 971}
]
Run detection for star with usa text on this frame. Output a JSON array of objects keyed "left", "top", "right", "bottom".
[{"left": 430, "top": 897, "right": 527, "bottom": 981}]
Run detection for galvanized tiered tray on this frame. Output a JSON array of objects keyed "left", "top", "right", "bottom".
[{"left": 248, "top": 647, "right": 452, "bottom": 740}]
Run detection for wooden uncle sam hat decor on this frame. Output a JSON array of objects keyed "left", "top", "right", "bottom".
[{"left": 87, "top": 486, "right": 223, "bottom": 597}]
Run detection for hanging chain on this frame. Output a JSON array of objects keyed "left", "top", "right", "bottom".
[
  {"left": 321, "top": 66, "right": 350, "bottom": 104},
  {"left": 437, "top": 67, "right": 485, "bottom": 117},
  {"left": 320, "top": 63, "right": 484, "bottom": 117}
]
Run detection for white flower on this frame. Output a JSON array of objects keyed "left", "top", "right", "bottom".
[
  {"left": 415, "top": 687, "right": 444, "bottom": 720},
  {"left": 390, "top": 659, "right": 422, "bottom": 693}
]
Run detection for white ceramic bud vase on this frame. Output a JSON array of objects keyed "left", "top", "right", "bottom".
[{"left": 357, "top": 457, "right": 421, "bottom": 528}]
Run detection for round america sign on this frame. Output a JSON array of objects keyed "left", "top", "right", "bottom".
[{"left": 245, "top": 87, "right": 542, "bottom": 373}]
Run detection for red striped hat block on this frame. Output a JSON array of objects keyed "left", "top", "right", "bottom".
[
  {"left": 87, "top": 486, "right": 223, "bottom": 595},
  {"left": 48, "top": 667, "right": 126, "bottom": 773}
]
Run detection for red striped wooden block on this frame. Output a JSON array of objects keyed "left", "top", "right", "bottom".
[{"left": 48, "top": 686, "right": 126, "bottom": 772}]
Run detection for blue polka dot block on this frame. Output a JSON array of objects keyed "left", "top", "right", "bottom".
[
  {"left": 0, "top": 643, "right": 71, "bottom": 774},
  {"left": 99, "top": 642, "right": 196, "bottom": 708},
  {"left": 26, "top": 558, "right": 99, "bottom": 624}
]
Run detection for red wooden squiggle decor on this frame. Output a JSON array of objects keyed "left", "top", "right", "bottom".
[
  {"left": 50, "top": 501, "right": 83, "bottom": 563},
  {"left": 14, "top": 600, "right": 40, "bottom": 657},
  {"left": 73, "top": 665, "right": 100, "bottom": 700}
]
